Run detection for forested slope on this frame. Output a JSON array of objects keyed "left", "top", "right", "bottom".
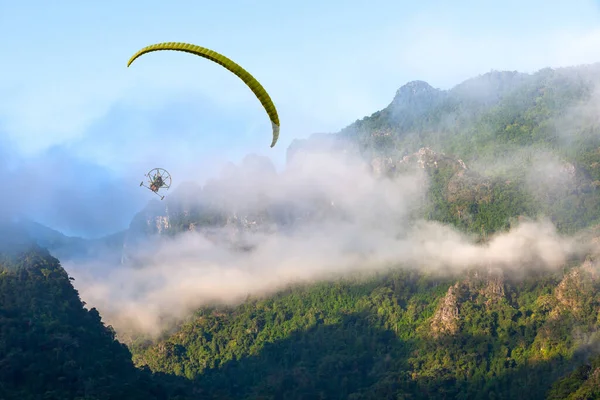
[
  {"left": 130, "top": 262, "right": 600, "bottom": 399},
  {"left": 0, "top": 226, "right": 194, "bottom": 399}
]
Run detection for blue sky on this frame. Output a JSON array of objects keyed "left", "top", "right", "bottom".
[{"left": 1, "top": 0, "right": 600, "bottom": 237}]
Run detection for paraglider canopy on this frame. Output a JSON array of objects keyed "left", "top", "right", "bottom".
[{"left": 127, "top": 42, "right": 281, "bottom": 148}]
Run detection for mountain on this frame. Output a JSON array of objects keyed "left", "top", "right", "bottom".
[
  {"left": 17, "top": 218, "right": 125, "bottom": 264},
  {"left": 120, "top": 64, "right": 600, "bottom": 251},
  {"left": 4, "top": 62, "right": 600, "bottom": 399},
  {"left": 131, "top": 259, "right": 600, "bottom": 399},
  {"left": 0, "top": 225, "right": 195, "bottom": 399},
  {"left": 122, "top": 63, "right": 600, "bottom": 399}
]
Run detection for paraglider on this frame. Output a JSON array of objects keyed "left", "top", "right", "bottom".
[
  {"left": 140, "top": 168, "right": 172, "bottom": 200},
  {"left": 127, "top": 42, "right": 281, "bottom": 148}
]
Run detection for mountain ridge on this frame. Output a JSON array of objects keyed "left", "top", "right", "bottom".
[{"left": 6, "top": 62, "right": 600, "bottom": 399}]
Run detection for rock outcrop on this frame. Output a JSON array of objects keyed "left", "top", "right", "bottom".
[
  {"left": 431, "top": 267, "right": 507, "bottom": 337},
  {"left": 431, "top": 282, "right": 462, "bottom": 336},
  {"left": 551, "top": 257, "right": 599, "bottom": 320}
]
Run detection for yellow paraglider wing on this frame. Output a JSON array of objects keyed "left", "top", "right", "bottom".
[{"left": 127, "top": 42, "right": 281, "bottom": 148}]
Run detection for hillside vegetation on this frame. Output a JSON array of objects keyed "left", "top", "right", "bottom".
[
  {"left": 131, "top": 264, "right": 600, "bottom": 399},
  {"left": 0, "top": 226, "right": 194, "bottom": 399}
]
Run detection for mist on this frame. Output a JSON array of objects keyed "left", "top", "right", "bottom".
[
  {"left": 5, "top": 62, "right": 598, "bottom": 339},
  {"left": 0, "top": 141, "right": 147, "bottom": 238},
  {"left": 0, "top": 95, "right": 242, "bottom": 238},
  {"left": 63, "top": 146, "right": 596, "bottom": 338}
]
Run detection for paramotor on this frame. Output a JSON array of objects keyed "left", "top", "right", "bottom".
[{"left": 140, "top": 168, "right": 172, "bottom": 200}]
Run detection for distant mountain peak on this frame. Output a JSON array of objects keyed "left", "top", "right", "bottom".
[
  {"left": 394, "top": 80, "right": 438, "bottom": 97},
  {"left": 387, "top": 80, "right": 445, "bottom": 119}
]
